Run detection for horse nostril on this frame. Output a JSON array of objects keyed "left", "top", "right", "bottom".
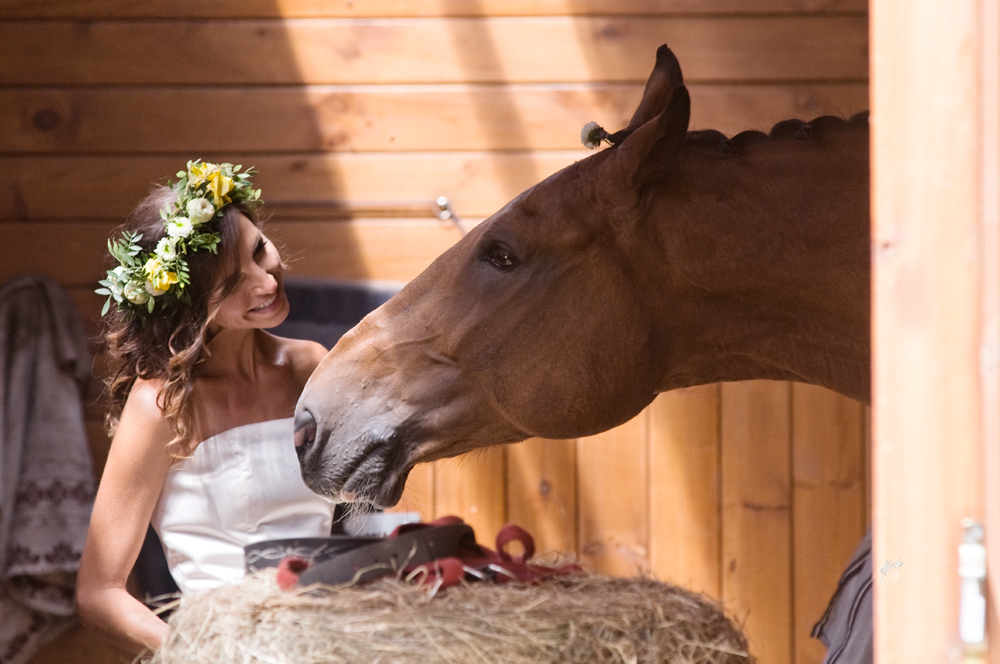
[{"left": 294, "top": 409, "right": 317, "bottom": 452}]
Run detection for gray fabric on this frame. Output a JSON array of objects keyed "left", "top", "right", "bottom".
[
  {"left": 0, "top": 274, "right": 95, "bottom": 664},
  {"left": 812, "top": 528, "right": 873, "bottom": 664}
]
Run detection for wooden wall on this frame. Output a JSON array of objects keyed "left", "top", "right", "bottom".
[{"left": 0, "top": 2, "right": 869, "bottom": 663}]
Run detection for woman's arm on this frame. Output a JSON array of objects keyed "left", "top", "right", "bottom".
[{"left": 76, "top": 379, "right": 176, "bottom": 654}]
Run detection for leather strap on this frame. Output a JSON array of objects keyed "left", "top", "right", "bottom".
[{"left": 277, "top": 517, "right": 580, "bottom": 590}]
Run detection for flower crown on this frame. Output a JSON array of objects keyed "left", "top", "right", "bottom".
[{"left": 97, "top": 160, "right": 262, "bottom": 318}]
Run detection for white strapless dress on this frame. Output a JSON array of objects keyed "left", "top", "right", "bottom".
[{"left": 150, "top": 418, "right": 335, "bottom": 594}]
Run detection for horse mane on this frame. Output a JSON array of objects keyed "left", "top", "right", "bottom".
[{"left": 683, "top": 111, "right": 870, "bottom": 154}]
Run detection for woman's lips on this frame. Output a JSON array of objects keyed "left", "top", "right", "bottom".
[{"left": 249, "top": 290, "right": 280, "bottom": 314}]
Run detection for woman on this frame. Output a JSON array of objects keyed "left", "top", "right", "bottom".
[{"left": 76, "top": 162, "right": 332, "bottom": 654}]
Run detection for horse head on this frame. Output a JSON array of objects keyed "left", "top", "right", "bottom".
[{"left": 293, "top": 45, "right": 870, "bottom": 507}]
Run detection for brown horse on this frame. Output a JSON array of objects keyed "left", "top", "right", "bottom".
[{"left": 293, "top": 44, "right": 870, "bottom": 508}]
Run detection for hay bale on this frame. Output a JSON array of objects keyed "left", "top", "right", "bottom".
[{"left": 152, "top": 571, "right": 753, "bottom": 664}]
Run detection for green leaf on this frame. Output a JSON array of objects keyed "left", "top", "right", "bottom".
[
  {"left": 101, "top": 297, "right": 111, "bottom": 316},
  {"left": 95, "top": 287, "right": 111, "bottom": 296}
]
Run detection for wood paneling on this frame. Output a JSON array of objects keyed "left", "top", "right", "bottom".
[
  {"left": 790, "top": 384, "right": 866, "bottom": 664},
  {"left": 722, "top": 381, "right": 792, "bottom": 664},
  {"left": 0, "top": 154, "right": 577, "bottom": 220},
  {"left": 0, "top": 84, "right": 868, "bottom": 154},
  {"left": 0, "top": 218, "right": 470, "bottom": 287},
  {"left": 507, "top": 438, "right": 578, "bottom": 556},
  {"left": 0, "top": 0, "right": 868, "bottom": 20},
  {"left": 872, "top": 0, "right": 987, "bottom": 661},
  {"left": 8, "top": 3, "right": 870, "bottom": 663},
  {"left": 0, "top": 17, "right": 868, "bottom": 85},
  {"left": 577, "top": 414, "right": 649, "bottom": 577},
  {"left": 433, "top": 447, "right": 507, "bottom": 544},
  {"left": 648, "top": 385, "right": 721, "bottom": 597}
]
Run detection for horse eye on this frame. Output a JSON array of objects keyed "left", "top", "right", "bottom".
[{"left": 485, "top": 242, "right": 519, "bottom": 271}]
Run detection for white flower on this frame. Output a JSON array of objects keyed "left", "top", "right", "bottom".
[
  {"left": 155, "top": 237, "right": 179, "bottom": 262},
  {"left": 186, "top": 197, "right": 216, "bottom": 225},
  {"left": 124, "top": 281, "right": 151, "bottom": 304},
  {"left": 166, "top": 216, "right": 194, "bottom": 238},
  {"left": 581, "top": 121, "right": 606, "bottom": 149}
]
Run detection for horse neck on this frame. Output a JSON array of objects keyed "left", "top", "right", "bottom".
[{"left": 645, "top": 133, "right": 871, "bottom": 404}]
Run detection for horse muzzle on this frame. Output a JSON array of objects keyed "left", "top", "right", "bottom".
[{"left": 294, "top": 406, "right": 412, "bottom": 508}]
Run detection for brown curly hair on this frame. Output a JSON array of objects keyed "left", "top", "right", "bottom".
[{"left": 102, "top": 184, "right": 262, "bottom": 458}]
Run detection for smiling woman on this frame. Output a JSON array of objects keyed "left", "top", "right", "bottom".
[{"left": 75, "top": 162, "right": 332, "bottom": 657}]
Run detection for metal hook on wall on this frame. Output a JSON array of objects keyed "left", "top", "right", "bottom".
[{"left": 434, "top": 196, "right": 465, "bottom": 236}]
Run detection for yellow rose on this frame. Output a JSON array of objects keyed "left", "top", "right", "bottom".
[
  {"left": 144, "top": 257, "right": 179, "bottom": 294},
  {"left": 188, "top": 162, "right": 219, "bottom": 187},
  {"left": 205, "top": 171, "right": 234, "bottom": 208}
]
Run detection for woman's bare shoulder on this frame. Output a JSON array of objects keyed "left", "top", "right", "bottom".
[
  {"left": 267, "top": 333, "right": 329, "bottom": 377},
  {"left": 122, "top": 377, "right": 166, "bottom": 423}
]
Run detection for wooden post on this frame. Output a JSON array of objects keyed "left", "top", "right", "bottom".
[
  {"left": 978, "top": 2, "right": 1000, "bottom": 662},
  {"left": 871, "top": 0, "right": 997, "bottom": 661}
]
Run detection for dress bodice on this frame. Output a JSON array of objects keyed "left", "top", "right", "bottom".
[{"left": 150, "top": 418, "right": 335, "bottom": 594}]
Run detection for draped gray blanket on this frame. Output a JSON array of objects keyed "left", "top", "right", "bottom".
[{"left": 0, "top": 275, "right": 95, "bottom": 664}]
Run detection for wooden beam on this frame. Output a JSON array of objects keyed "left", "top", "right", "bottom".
[
  {"left": 577, "top": 413, "right": 650, "bottom": 577},
  {"left": 0, "top": 154, "right": 580, "bottom": 220},
  {"left": 978, "top": 0, "right": 1000, "bottom": 661},
  {"left": 721, "top": 380, "right": 792, "bottom": 664},
  {"left": 648, "top": 385, "right": 721, "bottom": 598},
  {"left": 0, "top": 84, "right": 868, "bottom": 154},
  {"left": 871, "top": 0, "right": 988, "bottom": 660},
  {"left": 791, "top": 384, "right": 866, "bottom": 664},
  {"left": 507, "top": 438, "right": 578, "bottom": 557},
  {"left": 0, "top": 17, "right": 869, "bottom": 85},
  {"left": 0, "top": 0, "right": 868, "bottom": 20}
]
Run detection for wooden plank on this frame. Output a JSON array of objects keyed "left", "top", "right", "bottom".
[
  {"left": 872, "top": 0, "right": 985, "bottom": 660},
  {"left": 978, "top": 1, "right": 1000, "bottom": 661},
  {"left": 790, "top": 384, "right": 866, "bottom": 664},
  {"left": 720, "top": 380, "right": 791, "bottom": 664},
  {"left": 0, "top": 154, "right": 580, "bottom": 220},
  {"left": 270, "top": 219, "right": 466, "bottom": 282},
  {"left": 506, "top": 438, "right": 577, "bottom": 557},
  {"left": 0, "top": 83, "right": 868, "bottom": 154},
  {"left": 433, "top": 448, "right": 506, "bottom": 543},
  {"left": 648, "top": 384, "right": 720, "bottom": 598},
  {"left": 577, "top": 411, "right": 648, "bottom": 577},
  {"left": 0, "top": 218, "right": 467, "bottom": 287},
  {"left": 0, "top": 0, "right": 869, "bottom": 20},
  {"left": 0, "top": 17, "right": 869, "bottom": 85}
]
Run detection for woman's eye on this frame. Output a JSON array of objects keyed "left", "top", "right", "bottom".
[{"left": 485, "top": 242, "right": 519, "bottom": 271}]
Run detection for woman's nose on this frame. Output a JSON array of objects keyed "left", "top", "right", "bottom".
[{"left": 251, "top": 267, "right": 278, "bottom": 294}]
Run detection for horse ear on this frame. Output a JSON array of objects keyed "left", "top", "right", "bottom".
[
  {"left": 624, "top": 85, "right": 691, "bottom": 187},
  {"left": 607, "top": 45, "right": 684, "bottom": 146}
]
